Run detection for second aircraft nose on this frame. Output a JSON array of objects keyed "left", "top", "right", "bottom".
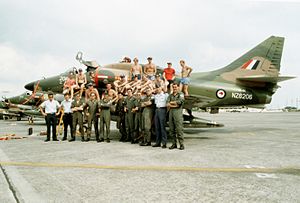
[{"left": 24, "top": 82, "right": 35, "bottom": 91}]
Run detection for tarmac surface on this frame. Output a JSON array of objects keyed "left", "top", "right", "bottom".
[{"left": 0, "top": 112, "right": 300, "bottom": 202}]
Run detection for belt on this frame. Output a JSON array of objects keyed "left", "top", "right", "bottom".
[
  {"left": 64, "top": 112, "right": 72, "bottom": 114},
  {"left": 46, "top": 113, "right": 56, "bottom": 115},
  {"left": 156, "top": 107, "right": 166, "bottom": 109}
]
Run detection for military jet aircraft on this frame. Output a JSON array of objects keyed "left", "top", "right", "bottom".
[
  {"left": 0, "top": 91, "right": 64, "bottom": 121},
  {"left": 24, "top": 36, "right": 295, "bottom": 127}
]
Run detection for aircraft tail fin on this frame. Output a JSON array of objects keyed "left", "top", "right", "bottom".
[{"left": 212, "top": 36, "right": 295, "bottom": 87}]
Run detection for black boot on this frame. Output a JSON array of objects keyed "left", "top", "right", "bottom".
[{"left": 169, "top": 144, "right": 177, "bottom": 150}]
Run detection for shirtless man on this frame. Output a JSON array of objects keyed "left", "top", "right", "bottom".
[
  {"left": 76, "top": 68, "right": 87, "bottom": 97},
  {"left": 130, "top": 58, "right": 143, "bottom": 80},
  {"left": 128, "top": 75, "right": 142, "bottom": 94},
  {"left": 85, "top": 83, "right": 100, "bottom": 101},
  {"left": 102, "top": 83, "right": 117, "bottom": 100},
  {"left": 140, "top": 75, "right": 154, "bottom": 93},
  {"left": 113, "top": 74, "right": 128, "bottom": 94},
  {"left": 144, "top": 57, "right": 156, "bottom": 81},
  {"left": 180, "top": 60, "right": 193, "bottom": 96},
  {"left": 63, "top": 72, "right": 77, "bottom": 98}
]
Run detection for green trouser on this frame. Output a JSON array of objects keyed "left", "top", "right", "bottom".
[
  {"left": 169, "top": 108, "right": 184, "bottom": 145},
  {"left": 134, "top": 111, "right": 142, "bottom": 139},
  {"left": 87, "top": 115, "right": 99, "bottom": 139},
  {"left": 100, "top": 109, "right": 111, "bottom": 140},
  {"left": 142, "top": 108, "right": 152, "bottom": 143},
  {"left": 72, "top": 112, "right": 84, "bottom": 139},
  {"left": 125, "top": 112, "right": 135, "bottom": 140}
]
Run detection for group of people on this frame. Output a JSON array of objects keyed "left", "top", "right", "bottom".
[{"left": 40, "top": 57, "right": 193, "bottom": 150}]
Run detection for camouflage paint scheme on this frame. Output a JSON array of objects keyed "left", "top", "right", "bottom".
[{"left": 19, "top": 36, "right": 295, "bottom": 127}]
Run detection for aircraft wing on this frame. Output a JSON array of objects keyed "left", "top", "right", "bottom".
[
  {"left": 237, "top": 75, "right": 296, "bottom": 83},
  {"left": 184, "top": 95, "right": 217, "bottom": 109},
  {"left": 23, "top": 109, "right": 44, "bottom": 118}
]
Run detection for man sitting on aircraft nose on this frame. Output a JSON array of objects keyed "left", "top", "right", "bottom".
[
  {"left": 76, "top": 68, "right": 87, "bottom": 98},
  {"left": 63, "top": 71, "right": 77, "bottom": 98},
  {"left": 40, "top": 92, "right": 61, "bottom": 142}
]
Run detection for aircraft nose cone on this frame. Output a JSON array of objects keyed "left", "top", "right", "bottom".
[{"left": 24, "top": 82, "right": 35, "bottom": 91}]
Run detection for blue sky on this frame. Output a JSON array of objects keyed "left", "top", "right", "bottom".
[{"left": 0, "top": 0, "right": 299, "bottom": 108}]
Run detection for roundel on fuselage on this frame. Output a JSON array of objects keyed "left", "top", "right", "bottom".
[{"left": 216, "top": 89, "right": 226, "bottom": 99}]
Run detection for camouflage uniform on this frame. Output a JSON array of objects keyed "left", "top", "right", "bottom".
[
  {"left": 85, "top": 99, "right": 99, "bottom": 141},
  {"left": 99, "top": 98, "right": 111, "bottom": 141},
  {"left": 124, "top": 95, "right": 136, "bottom": 141},
  {"left": 141, "top": 95, "right": 153, "bottom": 144},
  {"left": 116, "top": 98, "right": 127, "bottom": 141},
  {"left": 167, "top": 92, "right": 184, "bottom": 146},
  {"left": 71, "top": 99, "right": 85, "bottom": 140},
  {"left": 134, "top": 97, "right": 143, "bottom": 141}
]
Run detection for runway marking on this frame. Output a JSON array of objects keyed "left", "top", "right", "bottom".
[
  {"left": 1, "top": 161, "right": 298, "bottom": 174},
  {"left": 255, "top": 173, "right": 278, "bottom": 179}
]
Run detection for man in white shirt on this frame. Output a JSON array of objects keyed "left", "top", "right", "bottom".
[
  {"left": 60, "top": 93, "right": 74, "bottom": 141},
  {"left": 40, "top": 92, "right": 61, "bottom": 142},
  {"left": 153, "top": 86, "right": 169, "bottom": 148}
]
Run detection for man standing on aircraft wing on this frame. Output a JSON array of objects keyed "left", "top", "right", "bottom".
[
  {"left": 163, "top": 62, "right": 175, "bottom": 93},
  {"left": 144, "top": 57, "right": 156, "bottom": 81},
  {"left": 40, "top": 92, "right": 61, "bottom": 142},
  {"left": 180, "top": 60, "right": 193, "bottom": 97},
  {"left": 71, "top": 94, "right": 85, "bottom": 142},
  {"left": 130, "top": 57, "right": 143, "bottom": 80},
  {"left": 60, "top": 92, "right": 74, "bottom": 141},
  {"left": 167, "top": 83, "right": 185, "bottom": 150}
]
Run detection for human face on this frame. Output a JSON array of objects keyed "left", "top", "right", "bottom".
[
  {"left": 107, "top": 84, "right": 111, "bottom": 90},
  {"left": 48, "top": 94, "right": 54, "bottom": 101},
  {"left": 64, "top": 94, "right": 70, "bottom": 100},
  {"left": 146, "top": 90, "right": 152, "bottom": 96},
  {"left": 127, "top": 89, "right": 132, "bottom": 97},
  {"left": 156, "top": 87, "right": 162, "bottom": 94},
  {"left": 118, "top": 94, "right": 123, "bottom": 100},
  {"left": 172, "top": 84, "right": 178, "bottom": 93},
  {"left": 180, "top": 60, "right": 185, "bottom": 67}
]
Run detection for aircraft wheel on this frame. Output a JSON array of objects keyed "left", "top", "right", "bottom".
[
  {"left": 28, "top": 117, "right": 34, "bottom": 124},
  {"left": 17, "top": 117, "right": 21, "bottom": 121}
]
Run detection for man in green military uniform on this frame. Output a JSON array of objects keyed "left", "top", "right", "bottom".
[
  {"left": 132, "top": 92, "right": 143, "bottom": 143},
  {"left": 116, "top": 93, "right": 127, "bottom": 141},
  {"left": 99, "top": 93, "right": 112, "bottom": 143},
  {"left": 167, "top": 83, "right": 185, "bottom": 150},
  {"left": 71, "top": 94, "right": 85, "bottom": 141},
  {"left": 84, "top": 93, "right": 99, "bottom": 142},
  {"left": 124, "top": 89, "right": 136, "bottom": 143},
  {"left": 140, "top": 88, "right": 153, "bottom": 146}
]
